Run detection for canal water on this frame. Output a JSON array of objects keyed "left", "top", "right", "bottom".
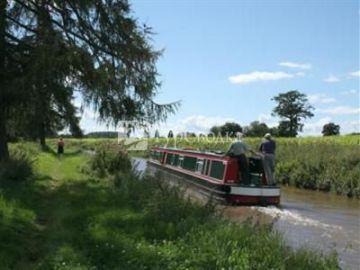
[
  {"left": 132, "top": 158, "right": 360, "bottom": 270},
  {"left": 226, "top": 187, "right": 360, "bottom": 270}
]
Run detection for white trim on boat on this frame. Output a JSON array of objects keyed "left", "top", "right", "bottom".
[{"left": 230, "top": 186, "right": 281, "bottom": 197}]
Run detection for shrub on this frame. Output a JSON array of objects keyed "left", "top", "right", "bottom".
[
  {"left": 0, "top": 145, "right": 36, "bottom": 183},
  {"left": 89, "top": 142, "right": 132, "bottom": 178}
]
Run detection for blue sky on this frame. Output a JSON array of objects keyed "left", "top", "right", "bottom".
[{"left": 79, "top": 0, "right": 359, "bottom": 136}]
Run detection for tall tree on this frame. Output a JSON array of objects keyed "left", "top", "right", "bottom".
[
  {"left": 0, "top": 0, "right": 178, "bottom": 159},
  {"left": 220, "top": 122, "right": 243, "bottom": 137},
  {"left": 243, "top": 121, "right": 270, "bottom": 137},
  {"left": 209, "top": 125, "right": 221, "bottom": 136},
  {"left": 0, "top": 0, "right": 8, "bottom": 160},
  {"left": 0, "top": 0, "right": 28, "bottom": 159},
  {"left": 322, "top": 122, "right": 340, "bottom": 136},
  {"left": 272, "top": 90, "right": 314, "bottom": 137},
  {"left": 210, "top": 122, "right": 242, "bottom": 137}
]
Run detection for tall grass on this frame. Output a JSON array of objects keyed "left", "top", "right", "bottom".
[
  {"left": 0, "top": 142, "right": 39, "bottom": 184},
  {"left": 88, "top": 142, "right": 132, "bottom": 178}
]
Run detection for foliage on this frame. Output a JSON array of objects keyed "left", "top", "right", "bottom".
[
  {"left": 277, "top": 120, "right": 297, "bottom": 137},
  {"left": 177, "top": 131, "right": 197, "bottom": 137},
  {"left": 1, "top": 0, "right": 178, "bottom": 159},
  {"left": 272, "top": 90, "right": 314, "bottom": 137},
  {"left": 243, "top": 121, "right": 270, "bottom": 137},
  {"left": 86, "top": 131, "right": 118, "bottom": 138},
  {"left": 322, "top": 122, "right": 340, "bottom": 136},
  {"left": 0, "top": 143, "right": 38, "bottom": 184},
  {"left": 210, "top": 122, "right": 243, "bottom": 137},
  {"left": 89, "top": 142, "right": 132, "bottom": 178},
  {"left": 167, "top": 130, "right": 174, "bottom": 138}
]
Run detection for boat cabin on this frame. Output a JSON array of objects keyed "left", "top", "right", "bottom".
[{"left": 150, "top": 147, "right": 267, "bottom": 186}]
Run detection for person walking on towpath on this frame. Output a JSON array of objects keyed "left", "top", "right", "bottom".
[
  {"left": 57, "top": 137, "right": 65, "bottom": 158},
  {"left": 259, "top": 133, "right": 276, "bottom": 185},
  {"left": 224, "top": 132, "right": 257, "bottom": 184}
]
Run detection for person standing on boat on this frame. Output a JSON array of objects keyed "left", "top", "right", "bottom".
[
  {"left": 259, "top": 133, "right": 276, "bottom": 185},
  {"left": 225, "top": 132, "right": 255, "bottom": 184}
]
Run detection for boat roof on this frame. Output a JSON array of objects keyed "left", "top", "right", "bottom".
[{"left": 152, "top": 146, "right": 225, "bottom": 157}]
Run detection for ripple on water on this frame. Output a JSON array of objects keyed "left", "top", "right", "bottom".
[{"left": 252, "top": 206, "right": 343, "bottom": 231}]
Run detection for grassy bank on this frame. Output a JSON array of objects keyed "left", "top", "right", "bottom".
[{"left": 1, "top": 142, "right": 339, "bottom": 269}]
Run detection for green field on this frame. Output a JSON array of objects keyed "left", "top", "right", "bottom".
[{"left": 0, "top": 142, "right": 339, "bottom": 269}]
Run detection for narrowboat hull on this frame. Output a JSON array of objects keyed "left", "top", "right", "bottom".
[{"left": 148, "top": 159, "right": 280, "bottom": 206}]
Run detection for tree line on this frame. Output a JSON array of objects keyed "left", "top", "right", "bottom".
[
  {"left": 209, "top": 90, "right": 340, "bottom": 137},
  {"left": 210, "top": 90, "right": 340, "bottom": 137},
  {"left": 0, "top": 0, "right": 178, "bottom": 161},
  {"left": 163, "top": 90, "right": 340, "bottom": 138}
]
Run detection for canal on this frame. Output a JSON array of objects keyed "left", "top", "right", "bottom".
[{"left": 225, "top": 187, "right": 360, "bottom": 270}]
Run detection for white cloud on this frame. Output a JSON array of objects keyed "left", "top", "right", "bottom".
[
  {"left": 350, "top": 70, "right": 360, "bottom": 77},
  {"left": 302, "top": 118, "right": 359, "bottom": 135},
  {"left": 279, "top": 62, "right": 312, "bottom": 70},
  {"left": 319, "top": 97, "right": 336, "bottom": 103},
  {"left": 79, "top": 109, "right": 110, "bottom": 133},
  {"left": 229, "top": 71, "right": 294, "bottom": 84},
  {"left": 153, "top": 115, "right": 237, "bottom": 136},
  {"left": 301, "top": 117, "right": 332, "bottom": 135},
  {"left": 317, "top": 106, "right": 360, "bottom": 115},
  {"left": 323, "top": 74, "right": 340, "bottom": 83},
  {"left": 83, "top": 109, "right": 99, "bottom": 119},
  {"left": 295, "top": 72, "right": 305, "bottom": 77},
  {"left": 73, "top": 98, "right": 82, "bottom": 109},
  {"left": 340, "top": 120, "right": 360, "bottom": 134},
  {"left": 257, "top": 113, "right": 279, "bottom": 128},
  {"left": 340, "top": 89, "right": 358, "bottom": 95},
  {"left": 302, "top": 119, "right": 359, "bottom": 135},
  {"left": 71, "top": 95, "right": 105, "bottom": 133},
  {"left": 307, "top": 94, "right": 336, "bottom": 104},
  {"left": 179, "top": 115, "right": 236, "bottom": 134}
]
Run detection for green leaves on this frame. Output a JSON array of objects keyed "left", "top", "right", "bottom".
[
  {"left": 1, "top": 0, "right": 178, "bottom": 158},
  {"left": 272, "top": 90, "right": 314, "bottom": 137}
]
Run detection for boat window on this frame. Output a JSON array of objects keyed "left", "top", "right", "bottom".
[
  {"left": 167, "top": 153, "right": 177, "bottom": 165},
  {"left": 173, "top": 154, "right": 179, "bottom": 165},
  {"left": 152, "top": 151, "right": 161, "bottom": 161},
  {"left": 195, "top": 159, "right": 204, "bottom": 174},
  {"left": 178, "top": 155, "right": 184, "bottom": 167},
  {"left": 183, "top": 156, "right": 197, "bottom": 171},
  {"left": 209, "top": 160, "right": 225, "bottom": 180},
  {"left": 166, "top": 153, "right": 173, "bottom": 165}
]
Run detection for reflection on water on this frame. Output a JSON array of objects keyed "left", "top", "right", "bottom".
[
  {"left": 131, "top": 157, "right": 147, "bottom": 177},
  {"left": 133, "top": 158, "right": 360, "bottom": 270}
]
